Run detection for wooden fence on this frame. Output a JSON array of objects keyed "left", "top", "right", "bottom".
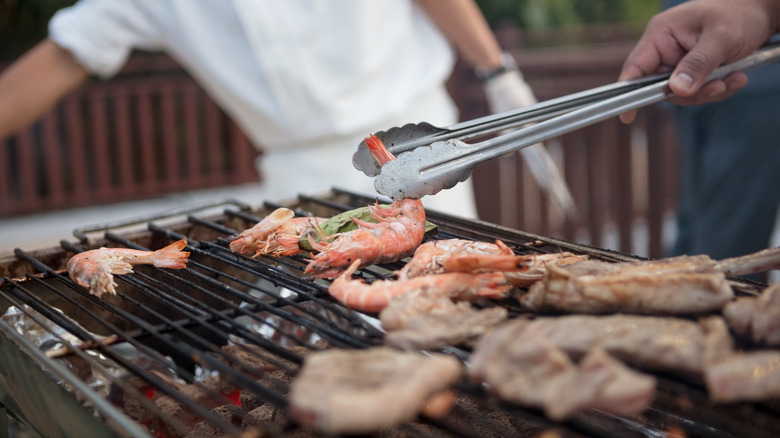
[
  {"left": 0, "top": 55, "right": 259, "bottom": 217},
  {"left": 451, "top": 40, "right": 679, "bottom": 258},
  {"left": 0, "top": 39, "right": 679, "bottom": 259}
]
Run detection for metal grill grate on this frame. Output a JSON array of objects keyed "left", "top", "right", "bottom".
[{"left": 0, "top": 188, "right": 778, "bottom": 438}]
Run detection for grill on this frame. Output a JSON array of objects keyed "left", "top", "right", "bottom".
[{"left": 1, "top": 188, "right": 779, "bottom": 438}]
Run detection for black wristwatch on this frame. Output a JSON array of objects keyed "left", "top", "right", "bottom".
[{"left": 475, "top": 52, "right": 518, "bottom": 82}]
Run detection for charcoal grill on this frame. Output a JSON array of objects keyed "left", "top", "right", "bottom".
[{"left": 1, "top": 188, "right": 779, "bottom": 438}]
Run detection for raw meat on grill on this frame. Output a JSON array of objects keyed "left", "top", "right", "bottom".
[
  {"left": 517, "top": 314, "right": 716, "bottom": 375},
  {"left": 288, "top": 347, "right": 462, "bottom": 434},
  {"left": 723, "top": 284, "right": 780, "bottom": 347},
  {"left": 469, "top": 320, "right": 656, "bottom": 420},
  {"left": 380, "top": 288, "right": 508, "bottom": 350},
  {"left": 521, "top": 248, "right": 780, "bottom": 315}
]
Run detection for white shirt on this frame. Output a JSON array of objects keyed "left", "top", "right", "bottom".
[
  {"left": 49, "top": 0, "right": 456, "bottom": 151},
  {"left": 48, "top": 0, "right": 477, "bottom": 218}
]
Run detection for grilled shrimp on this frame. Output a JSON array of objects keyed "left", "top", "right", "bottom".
[
  {"left": 304, "top": 135, "right": 426, "bottom": 279},
  {"left": 67, "top": 239, "right": 190, "bottom": 298},
  {"left": 442, "top": 251, "right": 588, "bottom": 286},
  {"left": 328, "top": 260, "right": 512, "bottom": 313},
  {"left": 398, "top": 238, "right": 515, "bottom": 279},
  {"left": 230, "top": 208, "right": 326, "bottom": 257}
]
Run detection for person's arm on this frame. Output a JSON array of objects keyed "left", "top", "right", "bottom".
[
  {"left": 0, "top": 39, "right": 89, "bottom": 140},
  {"left": 619, "top": 0, "right": 780, "bottom": 122},
  {"left": 415, "top": 0, "right": 504, "bottom": 71}
]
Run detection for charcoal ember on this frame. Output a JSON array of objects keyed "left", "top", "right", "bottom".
[
  {"left": 154, "top": 378, "right": 236, "bottom": 436},
  {"left": 242, "top": 404, "right": 290, "bottom": 435},
  {"left": 218, "top": 344, "right": 287, "bottom": 392},
  {"left": 155, "top": 395, "right": 201, "bottom": 436},
  {"left": 221, "top": 344, "right": 281, "bottom": 374},
  {"left": 112, "top": 375, "right": 159, "bottom": 425},
  {"left": 444, "top": 393, "right": 544, "bottom": 437},
  {"left": 186, "top": 404, "right": 246, "bottom": 438},
  {"left": 377, "top": 422, "right": 446, "bottom": 437},
  {"left": 240, "top": 369, "right": 294, "bottom": 411}
]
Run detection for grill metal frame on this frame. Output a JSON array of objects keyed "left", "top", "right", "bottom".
[{"left": 0, "top": 188, "right": 777, "bottom": 438}]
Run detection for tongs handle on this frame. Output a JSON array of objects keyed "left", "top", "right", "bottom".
[
  {"left": 353, "top": 72, "right": 669, "bottom": 177},
  {"left": 432, "top": 72, "right": 669, "bottom": 143},
  {"left": 375, "top": 42, "right": 780, "bottom": 200}
]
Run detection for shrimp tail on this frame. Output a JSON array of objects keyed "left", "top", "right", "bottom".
[
  {"left": 365, "top": 134, "right": 395, "bottom": 165},
  {"left": 147, "top": 239, "right": 190, "bottom": 268}
]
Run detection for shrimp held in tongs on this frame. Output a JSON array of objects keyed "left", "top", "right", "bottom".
[
  {"left": 304, "top": 135, "right": 426, "bottom": 279},
  {"left": 67, "top": 239, "right": 190, "bottom": 298}
]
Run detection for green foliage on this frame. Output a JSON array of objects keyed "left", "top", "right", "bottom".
[{"left": 477, "top": 0, "right": 661, "bottom": 29}]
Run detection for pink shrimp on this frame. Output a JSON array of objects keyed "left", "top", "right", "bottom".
[
  {"left": 67, "top": 239, "right": 189, "bottom": 298},
  {"left": 328, "top": 260, "right": 512, "bottom": 313},
  {"left": 230, "top": 208, "right": 326, "bottom": 257},
  {"left": 442, "top": 251, "right": 588, "bottom": 286},
  {"left": 398, "top": 238, "right": 515, "bottom": 279},
  {"left": 304, "top": 135, "right": 426, "bottom": 279}
]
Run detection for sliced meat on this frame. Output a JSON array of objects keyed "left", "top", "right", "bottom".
[
  {"left": 469, "top": 320, "right": 655, "bottom": 420},
  {"left": 379, "top": 288, "right": 508, "bottom": 350},
  {"left": 704, "top": 351, "right": 780, "bottom": 402},
  {"left": 520, "top": 248, "right": 780, "bottom": 316},
  {"left": 526, "top": 314, "right": 710, "bottom": 375},
  {"left": 521, "top": 264, "right": 733, "bottom": 315},
  {"left": 385, "top": 306, "right": 508, "bottom": 351},
  {"left": 723, "top": 284, "right": 780, "bottom": 347},
  {"left": 288, "top": 347, "right": 462, "bottom": 434}
]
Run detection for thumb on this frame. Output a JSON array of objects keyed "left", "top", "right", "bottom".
[{"left": 668, "top": 39, "right": 728, "bottom": 96}]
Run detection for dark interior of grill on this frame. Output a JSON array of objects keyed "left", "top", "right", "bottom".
[{"left": 1, "top": 188, "right": 779, "bottom": 438}]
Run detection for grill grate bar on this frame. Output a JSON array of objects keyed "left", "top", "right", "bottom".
[
  {"left": 25, "top": 243, "right": 295, "bottom": 416},
  {"left": 53, "top": 239, "right": 296, "bottom": 411},
  {"left": 148, "top": 222, "right": 385, "bottom": 345},
  {"left": 0, "top": 275, "right": 245, "bottom": 437},
  {"left": 0, "top": 280, "right": 196, "bottom": 436},
  {"left": 2, "top": 189, "right": 779, "bottom": 437}
]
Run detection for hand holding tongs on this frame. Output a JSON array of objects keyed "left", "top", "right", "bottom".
[{"left": 353, "top": 42, "right": 780, "bottom": 200}]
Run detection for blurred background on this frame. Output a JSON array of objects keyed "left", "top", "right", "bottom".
[{"left": 1, "top": 0, "right": 688, "bottom": 259}]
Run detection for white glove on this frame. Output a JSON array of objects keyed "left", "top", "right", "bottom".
[{"left": 483, "top": 69, "right": 577, "bottom": 218}]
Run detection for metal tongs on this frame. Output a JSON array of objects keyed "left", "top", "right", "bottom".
[{"left": 353, "top": 42, "right": 780, "bottom": 200}]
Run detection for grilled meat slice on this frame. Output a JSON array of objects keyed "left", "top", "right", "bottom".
[
  {"left": 522, "top": 264, "right": 733, "bottom": 315},
  {"left": 379, "top": 288, "right": 507, "bottom": 350},
  {"left": 705, "top": 350, "right": 780, "bottom": 402},
  {"left": 383, "top": 307, "right": 508, "bottom": 351},
  {"left": 723, "top": 284, "right": 780, "bottom": 347},
  {"left": 288, "top": 347, "right": 461, "bottom": 434},
  {"left": 469, "top": 319, "right": 656, "bottom": 420},
  {"left": 520, "top": 248, "right": 780, "bottom": 316},
  {"left": 701, "top": 316, "right": 780, "bottom": 402},
  {"left": 526, "top": 314, "right": 712, "bottom": 375}
]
